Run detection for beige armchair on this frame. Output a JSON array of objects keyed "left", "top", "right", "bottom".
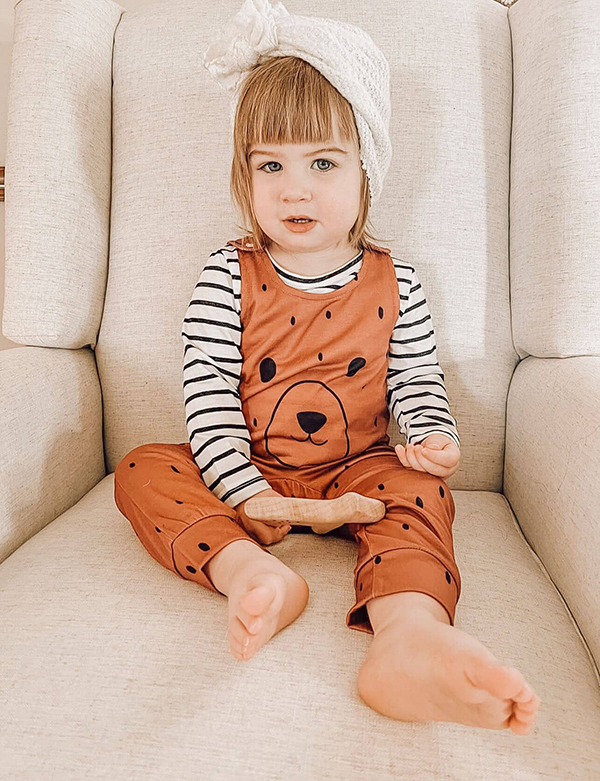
[{"left": 1, "top": 0, "right": 599, "bottom": 777}]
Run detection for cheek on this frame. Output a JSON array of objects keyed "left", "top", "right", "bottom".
[
  {"left": 250, "top": 182, "right": 270, "bottom": 212},
  {"left": 334, "top": 170, "right": 362, "bottom": 201},
  {"left": 325, "top": 188, "right": 361, "bottom": 221}
]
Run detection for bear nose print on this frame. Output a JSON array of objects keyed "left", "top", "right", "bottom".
[{"left": 297, "top": 411, "right": 327, "bottom": 434}]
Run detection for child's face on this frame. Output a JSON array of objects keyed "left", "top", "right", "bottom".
[{"left": 249, "top": 128, "right": 362, "bottom": 258}]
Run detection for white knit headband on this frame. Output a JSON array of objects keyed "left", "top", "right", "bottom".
[{"left": 203, "top": 0, "right": 392, "bottom": 205}]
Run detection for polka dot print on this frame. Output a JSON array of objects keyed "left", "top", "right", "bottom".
[
  {"left": 121, "top": 447, "right": 457, "bottom": 627},
  {"left": 358, "top": 478, "right": 453, "bottom": 596},
  {"left": 127, "top": 458, "right": 217, "bottom": 570}
]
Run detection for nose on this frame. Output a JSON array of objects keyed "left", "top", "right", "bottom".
[{"left": 297, "top": 411, "right": 327, "bottom": 434}]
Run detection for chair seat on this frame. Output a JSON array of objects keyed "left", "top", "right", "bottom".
[{"left": 1, "top": 476, "right": 599, "bottom": 778}]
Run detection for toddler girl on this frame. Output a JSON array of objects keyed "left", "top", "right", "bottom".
[{"left": 114, "top": 0, "right": 540, "bottom": 735}]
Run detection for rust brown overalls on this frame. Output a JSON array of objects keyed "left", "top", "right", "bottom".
[{"left": 114, "top": 239, "right": 461, "bottom": 633}]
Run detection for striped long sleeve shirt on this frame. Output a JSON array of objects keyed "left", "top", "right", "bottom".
[{"left": 182, "top": 243, "right": 460, "bottom": 510}]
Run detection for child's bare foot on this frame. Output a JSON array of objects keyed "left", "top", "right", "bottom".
[
  {"left": 357, "top": 611, "right": 541, "bottom": 735},
  {"left": 226, "top": 557, "right": 309, "bottom": 662}
]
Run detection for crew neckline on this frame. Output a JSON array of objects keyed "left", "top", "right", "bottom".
[
  {"left": 259, "top": 245, "right": 369, "bottom": 301},
  {"left": 266, "top": 246, "right": 363, "bottom": 280}
]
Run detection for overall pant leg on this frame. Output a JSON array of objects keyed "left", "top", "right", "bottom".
[
  {"left": 323, "top": 448, "right": 461, "bottom": 635},
  {"left": 113, "top": 442, "right": 273, "bottom": 595}
]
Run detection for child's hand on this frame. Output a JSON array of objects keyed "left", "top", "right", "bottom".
[
  {"left": 235, "top": 488, "right": 291, "bottom": 546},
  {"left": 395, "top": 434, "right": 460, "bottom": 479}
]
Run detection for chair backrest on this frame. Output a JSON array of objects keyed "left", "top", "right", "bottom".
[{"left": 5, "top": 0, "right": 598, "bottom": 494}]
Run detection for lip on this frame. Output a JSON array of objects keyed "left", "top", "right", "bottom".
[{"left": 283, "top": 218, "right": 317, "bottom": 233}]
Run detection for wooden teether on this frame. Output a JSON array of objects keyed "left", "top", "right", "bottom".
[{"left": 243, "top": 492, "right": 386, "bottom": 535}]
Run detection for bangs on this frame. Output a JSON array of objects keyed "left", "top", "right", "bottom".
[{"left": 236, "top": 56, "right": 358, "bottom": 152}]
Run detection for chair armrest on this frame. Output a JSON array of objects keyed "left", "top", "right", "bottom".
[
  {"left": 504, "top": 355, "right": 600, "bottom": 673},
  {"left": 0, "top": 346, "right": 105, "bottom": 565}
]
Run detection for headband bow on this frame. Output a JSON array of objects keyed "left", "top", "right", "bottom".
[{"left": 203, "top": 0, "right": 392, "bottom": 205}]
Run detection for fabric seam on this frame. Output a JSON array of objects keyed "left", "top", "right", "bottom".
[{"left": 354, "top": 544, "right": 457, "bottom": 588}]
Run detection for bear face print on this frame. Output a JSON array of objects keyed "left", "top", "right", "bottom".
[{"left": 249, "top": 357, "right": 388, "bottom": 468}]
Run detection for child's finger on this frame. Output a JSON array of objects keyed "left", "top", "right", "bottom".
[
  {"left": 396, "top": 444, "right": 419, "bottom": 471},
  {"left": 414, "top": 446, "right": 446, "bottom": 476},
  {"left": 395, "top": 444, "right": 410, "bottom": 468},
  {"left": 420, "top": 445, "right": 457, "bottom": 467},
  {"left": 417, "top": 445, "right": 441, "bottom": 463},
  {"left": 405, "top": 443, "right": 426, "bottom": 472}
]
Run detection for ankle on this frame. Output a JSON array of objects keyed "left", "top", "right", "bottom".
[{"left": 368, "top": 592, "right": 451, "bottom": 635}]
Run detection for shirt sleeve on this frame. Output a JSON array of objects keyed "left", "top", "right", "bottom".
[
  {"left": 181, "top": 248, "right": 273, "bottom": 508},
  {"left": 386, "top": 263, "right": 461, "bottom": 448}
]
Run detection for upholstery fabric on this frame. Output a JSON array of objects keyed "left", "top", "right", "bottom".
[
  {"left": 1, "top": 479, "right": 600, "bottom": 777},
  {"left": 2, "top": 0, "right": 599, "bottom": 777}
]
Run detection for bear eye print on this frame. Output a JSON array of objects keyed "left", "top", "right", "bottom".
[
  {"left": 260, "top": 357, "right": 276, "bottom": 382},
  {"left": 259, "top": 356, "right": 366, "bottom": 383},
  {"left": 347, "top": 357, "right": 366, "bottom": 377}
]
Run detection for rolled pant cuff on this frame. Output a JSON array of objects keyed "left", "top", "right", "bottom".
[
  {"left": 346, "top": 547, "right": 460, "bottom": 635},
  {"left": 172, "top": 514, "right": 268, "bottom": 595}
]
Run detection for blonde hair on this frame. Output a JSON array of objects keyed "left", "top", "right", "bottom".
[{"left": 229, "top": 56, "right": 389, "bottom": 254}]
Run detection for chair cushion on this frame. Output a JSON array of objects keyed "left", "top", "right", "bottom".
[{"left": 0, "top": 478, "right": 598, "bottom": 778}]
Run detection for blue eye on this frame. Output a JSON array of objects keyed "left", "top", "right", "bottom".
[{"left": 258, "top": 159, "right": 336, "bottom": 173}]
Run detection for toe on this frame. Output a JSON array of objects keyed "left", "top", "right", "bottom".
[
  {"left": 513, "top": 709, "right": 537, "bottom": 725},
  {"left": 465, "top": 659, "right": 528, "bottom": 703},
  {"left": 514, "top": 692, "right": 541, "bottom": 715},
  {"left": 512, "top": 701, "right": 540, "bottom": 726},
  {"left": 236, "top": 585, "right": 275, "bottom": 631},
  {"left": 232, "top": 615, "right": 255, "bottom": 643},
  {"left": 512, "top": 694, "right": 538, "bottom": 716},
  {"left": 510, "top": 689, "right": 541, "bottom": 733},
  {"left": 509, "top": 711, "right": 536, "bottom": 735},
  {"left": 230, "top": 640, "right": 245, "bottom": 661},
  {"left": 236, "top": 610, "right": 262, "bottom": 634},
  {"left": 510, "top": 720, "right": 533, "bottom": 736},
  {"left": 239, "top": 574, "right": 286, "bottom": 623},
  {"left": 247, "top": 617, "right": 262, "bottom": 634},
  {"left": 239, "top": 583, "right": 275, "bottom": 614},
  {"left": 514, "top": 685, "right": 542, "bottom": 711},
  {"left": 232, "top": 634, "right": 251, "bottom": 659}
]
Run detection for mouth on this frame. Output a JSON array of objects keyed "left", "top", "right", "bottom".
[{"left": 283, "top": 218, "right": 317, "bottom": 233}]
